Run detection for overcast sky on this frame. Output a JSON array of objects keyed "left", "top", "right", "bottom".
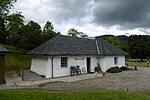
[{"left": 12, "top": 0, "right": 150, "bottom": 36}]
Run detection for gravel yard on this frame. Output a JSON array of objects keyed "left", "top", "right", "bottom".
[
  {"left": 33, "top": 67, "right": 150, "bottom": 92},
  {"left": 1, "top": 67, "right": 150, "bottom": 92}
]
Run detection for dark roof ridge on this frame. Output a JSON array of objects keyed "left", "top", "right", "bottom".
[
  {"left": 29, "top": 35, "right": 128, "bottom": 56},
  {"left": 59, "top": 35, "right": 94, "bottom": 40},
  {"left": 100, "top": 39, "right": 106, "bottom": 55},
  {"left": 0, "top": 45, "right": 10, "bottom": 53}
]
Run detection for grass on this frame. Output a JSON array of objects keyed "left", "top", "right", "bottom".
[
  {"left": 0, "top": 90, "right": 149, "bottom": 100},
  {"left": 0, "top": 44, "right": 28, "bottom": 54},
  {"left": 126, "top": 59, "right": 149, "bottom": 67},
  {"left": 1, "top": 44, "right": 31, "bottom": 70},
  {"left": 5, "top": 54, "right": 31, "bottom": 70}
]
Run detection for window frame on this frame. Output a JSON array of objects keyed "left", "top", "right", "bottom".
[{"left": 61, "top": 57, "right": 68, "bottom": 68}]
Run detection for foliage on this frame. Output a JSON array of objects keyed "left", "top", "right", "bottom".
[
  {"left": 7, "top": 12, "right": 24, "bottom": 46},
  {"left": 1, "top": 44, "right": 31, "bottom": 70},
  {"left": 5, "top": 54, "right": 31, "bottom": 70},
  {"left": 0, "top": 43, "right": 28, "bottom": 54},
  {"left": 0, "top": 90, "right": 149, "bottom": 100},
  {"left": 42, "top": 21, "right": 60, "bottom": 42},
  {"left": 17, "top": 20, "right": 43, "bottom": 50},
  {"left": 0, "top": 0, "right": 16, "bottom": 15},
  {"left": 67, "top": 28, "right": 88, "bottom": 38},
  {"left": 103, "top": 36, "right": 129, "bottom": 52},
  {"left": 0, "top": 0, "right": 17, "bottom": 43},
  {"left": 104, "top": 37, "right": 121, "bottom": 48},
  {"left": 126, "top": 59, "right": 150, "bottom": 67},
  {"left": 106, "top": 66, "right": 122, "bottom": 73},
  {"left": 0, "top": 16, "right": 7, "bottom": 43},
  {"left": 128, "top": 35, "right": 150, "bottom": 61},
  {"left": 120, "top": 66, "right": 129, "bottom": 70}
]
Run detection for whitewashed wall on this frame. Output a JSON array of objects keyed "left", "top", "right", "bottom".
[
  {"left": 52, "top": 56, "right": 87, "bottom": 77},
  {"left": 99, "top": 56, "right": 125, "bottom": 72},
  {"left": 30, "top": 56, "right": 48, "bottom": 76},
  {"left": 46, "top": 56, "right": 98, "bottom": 77},
  {"left": 90, "top": 57, "right": 98, "bottom": 72},
  {"left": 46, "top": 57, "right": 52, "bottom": 78},
  {"left": 30, "top": 55, "right": 125, "bottom": 78}
]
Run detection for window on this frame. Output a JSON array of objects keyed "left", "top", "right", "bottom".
[
  {"left": 114, "top": 57, "right": 118, "bottom": 65},
  {"left": 61, "top": 57, "right": 68, "bottom": 68}
]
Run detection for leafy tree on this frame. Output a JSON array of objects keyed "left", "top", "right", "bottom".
[
  {"left": 7, "top": 12, "right": 24, "bottom": 46},
  {"left": 0, "top": 0, "right": 17, "bottom": 43},
  {"left": 18, "top": 21, "right": 43, "bottom": 50},
  {"left": 0, "top": 17, "right": 7, "bottom": 43},
  {"left": 0, "top": 0, "right": 16, "bottom": 17},
  {"left": 128, "top": 35, "right": 150, "bottom": 62},
  {"left": 104, "top": 37, "right": 121, "bottom": 48},
  {"left": 67, "top": 28, "right": 88, "bottom": 38},
  {"left": 104, "top": 36, "right": 129, "bottom": 52},
  {"left": 42, "top": 21, "right": 60, "bottom": 42}
]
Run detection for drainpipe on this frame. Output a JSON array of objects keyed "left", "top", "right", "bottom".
[{"left": 51, "top": 56, "right": 55, "bottom": 78}]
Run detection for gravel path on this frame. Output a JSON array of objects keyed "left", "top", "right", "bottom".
[
  {"left": 33, "top": 67, "right": 150, "bottom": 92},
  {"left": 0, "top": 67, "right": 150, "bottom": 92}
]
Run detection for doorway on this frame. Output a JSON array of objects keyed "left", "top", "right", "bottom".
[{"left": 86, "top": 57, "right": 91, "bottom": 73}]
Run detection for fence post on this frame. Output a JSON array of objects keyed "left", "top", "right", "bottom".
[{"left": 21, "top": 68, "right": 24, "bottom": 81}]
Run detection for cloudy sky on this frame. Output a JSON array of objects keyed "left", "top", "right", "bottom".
[{"left": 12, "top": 0, "right": 150, "bottom": 36}]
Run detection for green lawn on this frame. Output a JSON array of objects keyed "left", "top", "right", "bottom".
[
  {"left": 5, "top": 54, "right": 31, "bottom": 70},
  {"left": 126, "top": 59, "right": 149, "bottom": 67},
  {"left": 1, "top": 44, "right": 31, "bottom": 70},
  {"left": 0, "top": 90, "right": 149, "bottom": 100}
]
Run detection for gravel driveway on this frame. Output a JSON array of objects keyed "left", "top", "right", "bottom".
[
  {"left": 1, "top": 67, "right": 150, "bottom": 92},
  {"left": 33, "top": 67, "right": 150, "bottom": 92}
]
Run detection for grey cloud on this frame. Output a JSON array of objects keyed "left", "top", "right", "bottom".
[
  {"left": 138, "top": 28, "right": 150, "bottom": 34},
  {"left": 13, "top": 0, "right": 150, "bottom": 35},
  {"left": 93, "top": 0, "right": 150, "bottom": 30},
  {"left": 46, "top": 0, "right": 89, "bottom": 23}
]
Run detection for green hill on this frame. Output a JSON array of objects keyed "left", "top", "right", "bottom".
[{"left": 1, "top": 44, "right": 31, "bottom": 70}]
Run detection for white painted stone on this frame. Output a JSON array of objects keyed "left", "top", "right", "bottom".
[{"left": 30, "top": 55, "right": 125, "bottom": 78}]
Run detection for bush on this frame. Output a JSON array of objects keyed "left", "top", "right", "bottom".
[
  {"left": 120, "top": 66, "right": 129, "bottom": 70},
  {"left": 106, "top": 66, "right": 122, "bottom": 73}
]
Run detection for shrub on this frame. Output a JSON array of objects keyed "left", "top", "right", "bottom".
[
  {"left": 120, "top": 66, "right": 129, "bottom": 70},
  {"left": 106, "top": 66, "right": 122, "bottom": 73}
]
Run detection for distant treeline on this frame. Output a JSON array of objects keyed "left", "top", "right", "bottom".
[{"left": 99, "top": 35, "right": 150, "bottom": 61}]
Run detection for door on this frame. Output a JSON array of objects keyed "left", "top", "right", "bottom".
[{"left": 86, "top": 57, "right": 91, "bottom": 73}]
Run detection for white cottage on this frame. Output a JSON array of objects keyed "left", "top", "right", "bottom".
[{"left": 29, "top": 35, "right": 128, "bottom": 78}]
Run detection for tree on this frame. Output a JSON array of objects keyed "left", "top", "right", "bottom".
[
  {"left": 0, "top": 0, "right": 17, "bottom": 43},
  {"left": 104, "top": 37, "right": 121, "bottom": 48},
  {"left": 42, "top": 21, "right": 60, "bottom": 42},
  {"left": 0, "top": 0, "right": 16, "bottom": 18},
  {"left": 18, "top": 21, "right": 43, "bottom": 50},
  {"left": 0, "top": 17, "right": 7, "bottom": 43},
  {"left": 128, "top": 35, "right": 150, "bottom": 62},
  {"left": 7, "top": 12, "right": 24, "bottom": 46},
  {"left": 67, "top": 28, "right": 88, "bottom": 38}
]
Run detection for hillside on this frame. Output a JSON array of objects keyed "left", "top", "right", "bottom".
[
  {"left": 1, "top": 44, "right": 31, "bottom": 70},
  {"left": 96, "top": 35, "right": 129, "bottom": 43}
]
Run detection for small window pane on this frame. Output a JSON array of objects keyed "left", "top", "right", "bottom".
[{"left": 61, "top": 57, "right": 68, "bottom": 68}]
